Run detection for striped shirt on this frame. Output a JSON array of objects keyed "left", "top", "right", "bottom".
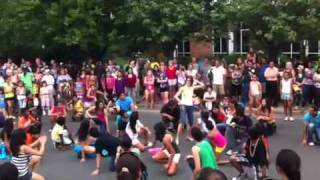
[{"left": 11, "top": 154, "right": 31, "bottom": 177}]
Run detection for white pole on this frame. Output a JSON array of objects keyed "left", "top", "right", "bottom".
[
  {"left": 240, "top": 30, "right": 243, "bottom": 55},
  {"left": 290, "top": 43, "right": 293, "bottom": 59}
]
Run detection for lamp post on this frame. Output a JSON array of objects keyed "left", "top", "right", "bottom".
[{"left": 240, "top": 28, "right": 250, "bottom": 55}]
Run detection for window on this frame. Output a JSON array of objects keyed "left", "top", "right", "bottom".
[
  {"left": 213, "top": 37, "right": 228, "bottom": 54},
  {"left": 177, "top": 41, "right": 190, "bottom": 57}
]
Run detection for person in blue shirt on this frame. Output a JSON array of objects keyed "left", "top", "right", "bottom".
[
  {"left": 303, "top": 105, "right": 320, "bottom": 146},
  {"left": 115, "top": 93, "right": 135, "bottom": 129}
]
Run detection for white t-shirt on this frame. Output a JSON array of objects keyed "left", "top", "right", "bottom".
[
  {"left": 42, "top": 74, "right": 55, "bottom": 86},
  {"left": 197, "top": 117, "right": 216, "bottom": 133},
  {"left": 125, "top": 120, "right": 144, "bottom": 145},
  {"left": 203, "top": 91, "right": 216, "bottom": 110},
  {"left": 211, "top": 66, "right": 226, "bottom": 85}
]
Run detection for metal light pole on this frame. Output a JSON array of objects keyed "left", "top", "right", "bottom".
[{"left": 240, "top": 28, "right": 250, "bottom": 55}]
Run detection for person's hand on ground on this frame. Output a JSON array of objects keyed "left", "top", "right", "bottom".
[{"left": 80, "top": 158, "right": 86, "bottom": 163}]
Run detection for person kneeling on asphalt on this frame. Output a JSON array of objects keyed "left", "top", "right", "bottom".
[
  {"left": 302, "top": 105, "right": 320, "bottom": 146},
  {"left": 90, "top": 127, "right": 121, "bottom": 176}
]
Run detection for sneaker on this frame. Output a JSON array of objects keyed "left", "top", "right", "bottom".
[
  {"left": 289, "top": 117, "right": 295, "bottom": 122},
  {"left": 42, "top": 111, "right": 46, "bottom": 116},
  {"left": 49, "top": 129, "right": 52, "bottom": 132},
  {"left": 226, "top": 150, "right": 233, "bottom": 156},
  {"left": 284, "top": 116, "right": 289, "bottom": 121},
  {"left": 308, "top": 142, "right": 315, "bottom": 146},
  {"left": 145, "top": 142, "right": 153, "bottom": 148},
  {"left": 175, "top": 139, "right": 179, "bottom": 145}
]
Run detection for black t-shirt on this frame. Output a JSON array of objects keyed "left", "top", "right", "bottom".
[
  {"left": 232, "top": 115, "right": 253, "bottom": 130},
  {"left": 160, "top": 104, "right": 180, "bottom": 121},
  {"left": 95, "top": 133, "right": 121, "bottom": 156}
]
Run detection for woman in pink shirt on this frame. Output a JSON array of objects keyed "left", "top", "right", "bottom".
[
  {"left": 101, "top": 71, "right": 115, "bottom": 100},
  {"left": 264, "top": 61, "right": 279, "bottom": 106}
]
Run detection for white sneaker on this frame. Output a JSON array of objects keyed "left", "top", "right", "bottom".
[
  {"left": 308, "top": 142, "right": 315, "bottom": 146},
  {"left": 289, "top": 117, "right": 295, "bottom": 122},
  {"left": 43, "top": 111, "right": 46, "bottom": 116},
  {"left": 145, "top": 142, "right": 153, "bottom": 148},
  {"left": 226, "top": 150, "right": 233, "bottom": 156},
  {"left": 284, "top": 116, "right": 289, "bottom": 121},
  {"left": 175, "top": 139, "right": 179, "bottom": 145}
]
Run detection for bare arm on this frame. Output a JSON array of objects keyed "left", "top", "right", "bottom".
[
  {"left": 174, "top": 87, "right": 183, "bottom": 103},
  {"left": 192, "top": 146, "right": 201, "bottom": 180}
]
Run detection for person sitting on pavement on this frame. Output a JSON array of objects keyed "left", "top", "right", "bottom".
[
  {"left": 10, "top": 129, "right": 47, "bottom": 180},
  {"left": 76, "top": 119, "right": 96, "bottom": 163},
  {"left": 152, "top": 122, "right": 180, "bottom": 176},
  {"left": 51, "top": 117, "right": 74, "bottom": 150},
  {"left": 187, "top": 126, "right": 218, "bottom": 180},
  {"left": 115, "top": 92, "right": 135, "bottom": 129},
  {"left": 302, "top": 105, "right": 320, "bottom": 146},
  {"left": 125, "top": 111, "right": 152, "bottom": 152}
]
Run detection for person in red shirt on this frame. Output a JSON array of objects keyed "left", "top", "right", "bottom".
[
  {"left": 49, "top": 101, "right": 67, "bottom": 130},
  {"left": 125, "top": 68, "right": 137, "bottom": 100},
  {"left": 166, "top": 60, "right": 177, "bottom": 99}
]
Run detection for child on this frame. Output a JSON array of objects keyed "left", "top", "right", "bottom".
[
  {"left": 249, "top": 74, "right": 262, "bottom": 113},
  {"left": 203, "top": 86, "right": 217, "bottom": 111},
  {"left": 39, "top": 81, "right": 50, "bottom": 115},
  {"left": 281, "top": 71, "right": 294, "bottom": 121},
  {"left": 51, "top": 117, "right": 74, "bottom": 150},
  {"left": 72, "top": 96, "right": 84, "bottom": 121},
  {"left": 230, "top": 126, "right": 269, "bottom": 179},
  {"left": 16, "top": 81, "right": 27, "bottom": 109},
  {"left": 75, "top": 76, "right": 85, "bottom": 100}
]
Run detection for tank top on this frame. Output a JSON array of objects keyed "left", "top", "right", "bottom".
[
  {"left": 4, "top": 83, "right": 14, "bottom": 99},
  {"left": 181, "top": 86, "right": 194, "bottom": 106},
  {"left": 281, "top": 79, "right": 292, "bottom": 94},
  {"left": 11, "top": 154, "right": 31, "bottom": 177},
  {"left": 250, "top": 81, "right": 261, "bottom": 96},
  {"left": 197, "top": 140, "right": 218, "bottom": 169},
  {"left": 97, "top": 110, "right": 105, "bottom": 123}
]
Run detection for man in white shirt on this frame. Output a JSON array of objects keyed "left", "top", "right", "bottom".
[
  {"left": 208, "top": 60, "right": 226, "bottom": 99},
  {"left": 42, "top": 69, "right": 55, "bottom": 107}
]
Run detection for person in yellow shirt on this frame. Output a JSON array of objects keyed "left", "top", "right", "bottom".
[
  {"left": 3, "top": 78, "right": 15, "bottom": 117},
  {"left": 51, "top": 117, "right": 73, "bottom": 149},
  {"left": 72, "top": 96, "right": 84, "bottom": 121}
]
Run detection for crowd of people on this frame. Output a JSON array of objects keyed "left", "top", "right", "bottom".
[{"left": 0, "top": 47, "right": 314, "bottom": 180}]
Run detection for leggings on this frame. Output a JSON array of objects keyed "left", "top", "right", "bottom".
[{"left": 266, "top": 81, "right": 278, "bottom": 106}]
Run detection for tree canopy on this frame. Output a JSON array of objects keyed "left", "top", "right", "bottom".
[{"left": 0, "top": 0, "right": 319, "bottom": 60}]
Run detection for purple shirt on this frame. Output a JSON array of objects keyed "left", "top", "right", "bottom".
[{"left": 115, "top": 78, "right": 125, "bottom": 94}]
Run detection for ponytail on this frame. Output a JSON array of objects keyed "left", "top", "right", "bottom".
[{"left": 287, "top": 170, "right": 301, "bottom": 180}]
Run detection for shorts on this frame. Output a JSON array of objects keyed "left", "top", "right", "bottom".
[
  {"left": 281, "top": 93, "right": 292, "bottom": 100},
  {"left": 40, "top": 97, "right": 50, "bottom": 107},
  {"left": 168, "top": 79, "right": 177, "bottom": 86},
  {"left": 163, "top": 149, "right": 181, "bottom": 163},
  {"left": 159, "top": 87, "right": 169, "bottom": 93},
  {"left": 213, "top": 85, "right": 225, "bottom": 96},
  {"left": 19, "top": 171, "right": 32, "bottom": 180},
  {"left": 215, "top": 145, "right": 226, "bottom": 154}
]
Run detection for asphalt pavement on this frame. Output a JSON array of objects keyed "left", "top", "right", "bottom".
[{"left": 3, "top": 107, "right": 320, "bottom": 180}]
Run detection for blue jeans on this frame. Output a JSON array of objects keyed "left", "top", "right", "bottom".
[
  {"left": 180, "top": 105, "right": 194, "bottom": 126},
  {"left": 307, "top": 124, "right": 320, "bottom": 143},
  {"left": 303, "top": 84, "right": 314, "bottom": 105}
]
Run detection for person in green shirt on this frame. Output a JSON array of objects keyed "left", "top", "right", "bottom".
[
  {"left": 187, "top": 126, "right": 218, "bottom": 180},
  {"left": 20, "top": 68, "right": 34, "bottom": 93}
]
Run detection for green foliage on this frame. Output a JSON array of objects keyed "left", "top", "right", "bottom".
[{"left": 0, "top": 0, "right": 319, "bottom": 60}]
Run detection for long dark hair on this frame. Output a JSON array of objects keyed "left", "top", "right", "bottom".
[
  {"left": 261, "top": 98, "right": 272, "bottom": 114},
  {"left": 129, "top": 111, "right": 139, "bottom": 134},
  {"left": 77, "top": 119, "right": 90, "bottom": 142},
  {"left": 201, "top": 111, "right": 214, "bottom": 131},
  {"left": 276, "top": 149, "right": 301, "bottom": 180},
  {"left": 154, "top": 122, "right": 166, "bottom": 142},
  {"left": 0, "top": 118, "right": 14, "bottom": 141},
  {"left": 10, "top": 129, "right": 27, "bottom": 157}
]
